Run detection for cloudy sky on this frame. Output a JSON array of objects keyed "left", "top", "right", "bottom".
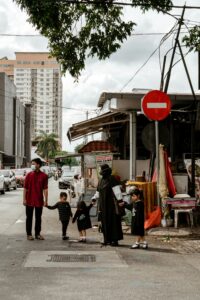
[{"left": 0, "top": 0, "right": 199, "bottom": 151}]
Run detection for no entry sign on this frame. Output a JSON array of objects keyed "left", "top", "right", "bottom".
[{"left": 142, "top": 90, "right": 171, "bottom": 121}]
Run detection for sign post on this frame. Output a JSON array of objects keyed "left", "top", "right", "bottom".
[{"left": 142, "top": 90, "right": 171, "bottom": 207}]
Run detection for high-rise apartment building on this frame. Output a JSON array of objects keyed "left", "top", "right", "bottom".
[
  {"left": 0, "top": 73, "right": 31, "bottom": 168},
  {"left": 0, "top": 52, "right": 62, "bottom": 144}
]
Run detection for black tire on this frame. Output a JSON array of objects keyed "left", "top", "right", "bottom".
[
  {"left": 7, "top": 184, "right": 11, "bottom": 191},
  {"left": 1, "top": 184, "right": 6, "bottom": 194},
  {"left": 14, "top": 185, "right": 17, "bottom": 190}
]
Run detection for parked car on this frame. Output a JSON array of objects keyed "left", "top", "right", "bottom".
[
  {"left": 14, "top": 169, "right": 26, "bottom": 187},
  {"left": 0, "top": 170, "right": 17, "bottom": 191},
  {"left": 0, "top": 174, "right": 6, "bottom": 194},
  {"left": 58, "top": 170, "right": 75, "bottom": 189}
]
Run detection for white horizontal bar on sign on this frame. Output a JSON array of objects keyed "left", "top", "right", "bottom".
[{"left": 147, "top": 103, "right": 167, "bottom": 109}]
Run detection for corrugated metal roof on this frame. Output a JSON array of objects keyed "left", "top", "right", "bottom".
[{"left": 67, "top": 111, "right": 128, "bottom": 142}]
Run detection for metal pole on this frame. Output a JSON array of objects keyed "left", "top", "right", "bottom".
[
  {"left": 177, "top": 40, "right": 197, "bottom": 102},
  {"left": 191, "top": 116, "right": 195, "bottom": 197},
  {"left": 129, "top": 111, "right": 136, "bottom": 180},
  {"left": 156, "top": 53, "right": 167, "bottom": 207},
  {"left": 155, "top": 121, "right": 160, "bottom": 207},
  {"left": 160, "top": 55, "right": 167, "bottom": 91},
  {"left": 177, "top": 41, "right": 197, "bottom": 197},
  {"left": 84, "top": 111, "right": 89, "bottom": 144},
  {"left": 164, "top": 6, "right": 186, "bottom": 93},
  {"left": 198, "top": 51, "right": 200, "bottom": 90}
]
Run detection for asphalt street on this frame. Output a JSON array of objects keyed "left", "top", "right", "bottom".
[{"left": 0, "top": 178, "right": 200, "bottom": 300}]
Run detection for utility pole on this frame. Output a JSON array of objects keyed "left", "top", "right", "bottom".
[
  {"left": 198, "top": 51, "right": 200, "bottom": 90},
  {"left": 84, "top": 111, "right": 89, "bottom": 144},
  {"left": 163, "top": 5, "right": 197, "bottom": 197}
]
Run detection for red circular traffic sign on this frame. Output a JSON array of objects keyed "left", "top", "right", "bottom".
[{"left": 142, "top": 90, "right": 171, "bottom": 121}]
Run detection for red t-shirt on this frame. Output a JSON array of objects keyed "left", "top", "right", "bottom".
[{"left": 24, "top": 170, "right": 48, "bottom": 207}]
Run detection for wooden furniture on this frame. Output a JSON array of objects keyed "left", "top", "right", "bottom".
[{"left": 126, "top": 181, "right": 157, "bottom": 216}]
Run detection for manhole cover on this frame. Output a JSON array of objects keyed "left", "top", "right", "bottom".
[
  {"left": 24, "top": 251, "right": 127, "bottom": 268},
  {"left": 47, "top": 254, "right": 96, "bottom": 262}
]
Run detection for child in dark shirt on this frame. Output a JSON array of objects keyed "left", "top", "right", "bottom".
[
  {"left": 47, "top": 192, "right": 73, "bottom": 240},
  {"left": 120, "top": 188, "right": 148, "bottom": 249},
  {"left": 72, "top": 200, "right": 95, "bottom": 242}
]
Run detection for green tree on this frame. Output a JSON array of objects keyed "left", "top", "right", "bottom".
[
  {"left": 36, "top": 131, "right": 61, "bottom": 160},
  {"left": 183, "top": 26, "right": 200, "bottom": 52},
  {"left": 14, "top": 0, "right": 173, "bottom": 78}
]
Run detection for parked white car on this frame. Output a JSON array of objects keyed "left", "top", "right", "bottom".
[
  {"left": 59, "top": 170, "right": 75, "bottom": 189},
  {"left": 0, "top": 174, "right": 5, "bottom": 194},
  {"left": 0, "top": 170, "right": 17, "bottom": 191}
]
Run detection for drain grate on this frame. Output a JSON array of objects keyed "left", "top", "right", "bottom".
[{"left": 47, "top": 254, "right": 96, "bottom": 263}]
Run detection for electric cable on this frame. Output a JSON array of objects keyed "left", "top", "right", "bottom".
[{"left": 120, "top": 23, "right": 180, "bottom": 91}]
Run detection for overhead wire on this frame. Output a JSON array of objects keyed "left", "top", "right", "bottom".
[
  {"left": 0, "top": 2, "right": 198, "bottom": 96},
  {"left": 0, "top": 87, "right": 98, "bottom": 113},
  {"left": 119, "top": 22, "right": 180, "bottom": 92},
  {"left": 158, "top": 22, "right": 179, "bottom": 72},
  {"left": 0, "top": 31, "right": 191, "bottom": 38},
  {"left": 162, "top": 12, "right": 194, "bottom": 77},
  {"left": 18, "top": 0, "right": 200, "bottom": 9},
  {"left": 119, "top": 7, "right": 199, "bottom": 93}
]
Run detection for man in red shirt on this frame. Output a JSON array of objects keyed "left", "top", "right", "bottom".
[{"left": 23, "top": 158, "right": 48, "bottom": 240}]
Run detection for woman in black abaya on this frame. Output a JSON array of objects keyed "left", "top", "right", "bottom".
[{"left": 93, "top": 164, "right": 123, "bottom": 246}]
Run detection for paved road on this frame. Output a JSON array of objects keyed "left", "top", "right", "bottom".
[{"left": 0, "top": 178, "right": 200, "bottom": 300}]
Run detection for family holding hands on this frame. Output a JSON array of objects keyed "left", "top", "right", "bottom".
[{"left": 23, "top": 159, "right": 148, "bottom": 249}]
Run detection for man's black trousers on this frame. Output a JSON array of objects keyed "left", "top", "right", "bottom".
[{"left": 26, "top": 206, "right": 43, "bottom": 236}]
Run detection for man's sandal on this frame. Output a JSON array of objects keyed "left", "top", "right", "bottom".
[
  {"left": 35, "top": 235, "right": 45, "bottom": 240},
  {"left": 27, "top": 235, "right": 34, "bottom": 241}
]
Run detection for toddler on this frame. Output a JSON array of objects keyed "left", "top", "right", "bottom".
[
  {"left": 72, "top": 200, "right": 95, "bottom": 242},
  {"left": 47, "top": 192, "right": 73, "bottom": 240},
  {"left": 120, "top": 188, "right": 148, "bottom": 249}
]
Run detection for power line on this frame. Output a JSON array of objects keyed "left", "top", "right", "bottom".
[
  {"left": 0, "top": 88, "right": 97, "bottom": 113},
  {"left": 119, "top": 45, "right": 159, "bottom": 92},
  {"left": 0, "top": 30, "right": 191, "bottom": 38},
  {"left": 0, "top": 34, "right": 42, "bottom": 37},
  {"left": 120, "top": 23, "right": 178, "bottom": 91},
  {"left": 32, "top": 0, "right": 200, "bottom": 9},
  {"left": 119, "top": 12, "right": 197, "bottom": 93}
]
